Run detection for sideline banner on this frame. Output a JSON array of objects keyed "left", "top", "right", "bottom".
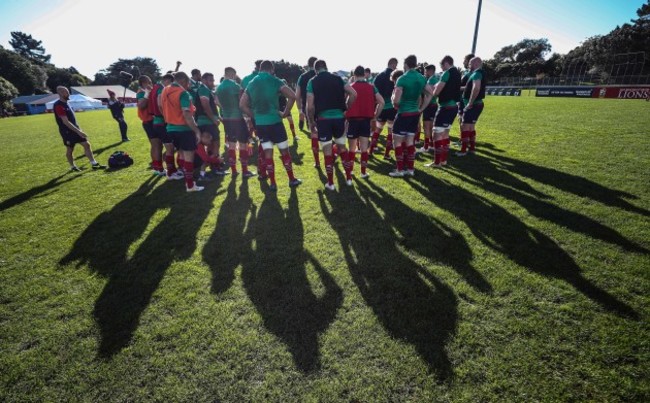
[
  {"left": 486, "top": 87, "right": 521, "bottom": 96},
  {"left": 536, "top": 87, "right": 595, "bottom": 98},
  {"left": 593, "top": 86, "right": 650, "bottom": 99}
]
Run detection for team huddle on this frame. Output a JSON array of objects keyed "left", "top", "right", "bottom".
[{"left": 53, "top": 54, "right": 486, "bottom": 192}]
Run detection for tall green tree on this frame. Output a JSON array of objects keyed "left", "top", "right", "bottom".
[
  {"left": 270, "top": 60, "right": 304, "bottom": 88},
  {"left": 45, "top": 66, "right": 90, "bottom": 93},
  {"left": 0, "top": 77, "right": 19, "bottom": 109},
  {"left": 92, "top": 57, "right": 161, "bottom": 85},
  {"left": 9, "top": 31, "right": 51, "bottom": 64},
  {"left": 0, "top": 46, "right": 48, "bottom": 94}
]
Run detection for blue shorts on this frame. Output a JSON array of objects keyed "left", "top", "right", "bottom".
[
  {"left": 317, "top": 118, "right": 346, "bottom": 142},
  {"left": 393, "top": 112, "right": 420, "bottom": 135},
  {"left": 346, "top": 118, "right": 372, "bottom": 139},
  {"left": 257, "top": 122, "right": 288, "bottom": 144},
  {"left": 172, "top": 130, "right": 197, "bottom": 151},
  {"left": 462, "top": 103, "right": 484, "bottom": 124},
  {"left": 434, "top": 105, "right": 458, "bottom": 128},
  {"left": 223, "top": 118, "right": 249, "bottom": 143},
  {"left": 59, "top": 128, "right": 87, "bottom": 147},
  {"left": 199, "top": 124, "right": 219, "bottom": 141},
  {"left": 422, "top": 104, "right": 439, "bottom": 121},
  {"left": 142, "top": 120, "right": 157, "bottom": 139},
  {"left": 377, "top": 107, "right": 396, "bottom": 122}
]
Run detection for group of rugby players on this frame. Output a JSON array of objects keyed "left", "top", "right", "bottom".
[{"left": 54, "top": 53, "right": 485, "bottom": 192}]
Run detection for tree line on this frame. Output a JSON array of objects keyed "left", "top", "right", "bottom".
[{"left": 1, "top": 0, "right": 648, "bottom": 110}]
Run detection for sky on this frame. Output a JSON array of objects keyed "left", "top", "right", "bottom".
[{"left": 0, "top": 0, "right": 644, "bottom": 80}]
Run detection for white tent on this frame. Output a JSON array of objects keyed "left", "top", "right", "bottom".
[{"left": 46, "top": 94, "right": 105, "bottom": 112}]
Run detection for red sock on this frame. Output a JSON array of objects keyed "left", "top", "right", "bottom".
[
  {"left": 442, "top": 138, "right": 450, "bottom": 163},
  {"left": 311, "top": 138, "right": 320, "bottom": 166},
  {"left": 415, "top": 127, "right": 421, "bottom": 144},
  {"left": 239, "top": 148, "right": 249, "bottom": 173},
  {"left": 424, "top": 137, "right": 431, "bottom": 150},
  {"left": 402, "top": 141, "right": 407, "bottom": 161},
  {"left": 407, "top": 145, "right": 416, "bottom": 170},
  {"left": 384, "top": 132, "right": 394, "bottom": 157},
  {"left": 332, "top": 144, "right": 339, "bottom": 162},
  {"left": 258, "top": 144, "right": 267, "bottom": 175},
  {"left": 469, "top": 130, "right": 476, "bottom": 150},
  {"left": 360, "top": 151, "right": 369, "bottom": 174},
  {"left": 281, "top": 153, "right": 295, "bottom": 180},
  {"left": 184, "top": 161, "right": 194, "bottom": 188},
  {"left": 434, "top": 140, "right": 443, "bottom": 164},
  {"left": 176, "top": 153, "right": 183, "bottom": 168},
  {"left": 347, "top": 150, "right": 355, "bottom": 178},
  {"left": 325, "top": 155, "right": 334, "bottom": 185},
  {"left": 460, "top": 131, "right": 470, "bottom": 153},
  {"left": 265, "top": 157, "right": 276, "bottom": 185},
  {"left": 340, "top": 150, "right": 351, "bottom": 180},
  {"left": 394, "top": 145, "right": 404, "bottom": 171},
  {"left": 165, "top": 155, "right": 177, "bottom": 174},
  {"left": 152, "top": 159, "right": 163, "bottom": 172},
  {"left": 228, "top": 149, "right": 237, "bottom": 173},
  {"left": 369, "top": 131, "right": 380, "bottom": 152}
]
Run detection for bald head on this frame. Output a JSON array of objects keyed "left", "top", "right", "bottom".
[
  {"left": 57, "top": 86, "right": 70, "bottom": 101},
  {"left": 470, "top": 57, "right": 483, "bottom": 71}
]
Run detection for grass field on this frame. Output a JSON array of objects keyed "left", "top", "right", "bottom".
[{"left": 1, "top": 96, "right": 649, "bottom": 402}]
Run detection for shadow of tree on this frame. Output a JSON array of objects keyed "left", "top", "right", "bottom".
[
  {"left": 408, "top": 172, "right": 639, "bottom": 319},
  {"left": 60, "top": 177, "right": 220, "bottom": 357},
  {"left": 318, "top": 184, "right": 458, "bottom": 380},
  {"left": 0, "top": 172, "right": 81, "bottom": 212},
  {"left": 240, "top": 189, "right": 343, "bottom": 372}
]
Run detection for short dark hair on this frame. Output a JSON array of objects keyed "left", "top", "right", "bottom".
[
  {"left": 388, "top": 57, "right": 398, "bottom": 66},
  {"left": 201, "top": 72, "right": 214, "bottom": 80},
  {"left": 364, "top": 67, "right": 371, "bottom": 74},
  {"left": 138, "top": 75, "right": 151, "bottom": 85},
  {"left": 224, "top": 67, "right": 236, "bottom": 75},
  {"left": 464, "top": 53, "right": 475, "bottom": 62},
  {"left": 260, "top": 60, "right": 274, "bottom": 72},
  {"left": 390, "top": 69, "right": 403, "bottom": 82},
  {"left": 191, "top": 69, "right": 201, "bottom": 76},
  {"left": 441, "top": 55, "right": 454, "bottom": 66},
  {"left": 308, "top": 57, "right": 318, "bottom": 68},
  {"left": 255, "top": 60, "right": 263, "bottom": 69},
  {"left": 162, "top": 73, "right": 174, "bottom": 82},
  {"left": 425, "top": 64, "right": 436, "bottom": 73},
  {"left": 404, "top": 55, "right": 417, "bottom": 69},
  {"left": 174, "top": 71, "right": 190, "bottom": 82},
  {"left": 354, "top": 65, "right": 365, "bottom": 76},
  {"left": 314, "top": 59, "right": 327, "bottom": 71}
]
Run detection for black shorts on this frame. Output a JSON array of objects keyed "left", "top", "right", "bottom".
[
  {"left": 316, "top": 118, "right": 346, "bottom": 142},
  {"left": 346, "top": 118, "right": 372, "bottom": 139},
  {"left": 172, "top": 130, "right": 197, "bottom": 151},
  {"left": 257, "top": 122, "right": 288, "bottom": 145},
  {"left": 422, "top": 104, "right": 439, "bottom": 121},
  {"left": 434, "top": 105, "right": 458, "bottom": 129},
  {"left": 462, "top": 103, "right": 484, "bottom": 124},
  {"left": 142, "top": 120, "right": 157, "bottom": 139},
  {"left": 223, "top": 119, "right": 250, "bottom": 144},
  {"left": 153, "top": 124, "right": 172, "bottom": 144},
  {"left": 199, "top": 124, "right": 219, "bottom": 141},
  {"left": 393, "top": 112, "right": 420, "bottom": 136},
  {"left": 377, "top": 107, "right": 396, "bottom": 122},
  {"left": 59, "top": 128, "right": 87, "bottom": 147}
]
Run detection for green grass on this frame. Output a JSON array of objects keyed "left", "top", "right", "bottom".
[{"left": 1, "top": 97, "right": 648, "bottom": 402}]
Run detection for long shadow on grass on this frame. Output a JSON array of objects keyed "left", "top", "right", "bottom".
[
  {"left": 239, "top": 189, "right": 343, "bottom": 372},
  {"left": 60, "top": 177, "right": 219, "bottom": 357},
  {"left": 74, "top": 141, "right": 122, "bottom": 160},
  {"left": 318, "top": 182, "right": 459, "bottom": 380},
  {"left": 0, "top": 172, "right": 81, "bottom": 212},
  {"left": 447, "top": 155, "right": 647, "bottom": 254},
  {"left": 407, "top": 172, "right": 639, "bottom": 319},
  {"left": 203, "top": 178, "right": 256, "bottom": 293},
  {"left": 480, "top": 149, "right": 650, "bottom": 218}
]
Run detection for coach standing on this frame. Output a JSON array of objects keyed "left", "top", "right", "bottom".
[{"left": 107, "top": 89, "right": 129, "bottom": 142}]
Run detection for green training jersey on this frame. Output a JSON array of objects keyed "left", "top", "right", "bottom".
[
  {"left": 463, "top": 70, "right": 484, "bottom": 105},
  {"left": 395, "top": 70, "right": 426, "bottom": 113},
  {"left": 427, "top": 75, "right": 440, "bottom": 104},
  {"left": 245, "top": 72, "right": 284, "bottom": 125},
  {"left": 241, "top": 71, "right": 258, "bottom": 90},
  {"left": 196, "top": 84, "right": 215, "bottom": 126},
  {"left": 216, "top": 79, "right": 243, "bottom": 119}
]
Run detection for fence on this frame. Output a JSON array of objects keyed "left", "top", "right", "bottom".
[{"left": 490, "top": 74, "right": 650, "bottom": 88}]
